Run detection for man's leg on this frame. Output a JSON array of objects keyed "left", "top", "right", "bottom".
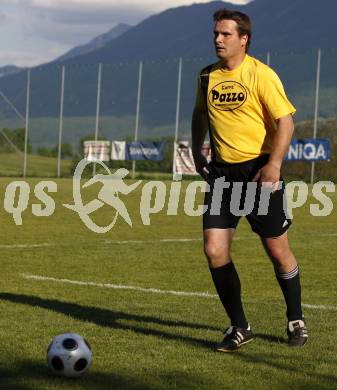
[
  {"left": 262, "top": 232, "right": 308, "bottom": 346},
  {"left": 204, "top": 228, "right": 248, "bottom": 328},
  {"left": 204, "top": 228, "right": 254, "bottom": 351}
]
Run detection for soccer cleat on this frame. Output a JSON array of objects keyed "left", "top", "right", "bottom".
[
  {"left": 287, "top": 319, "right": 308, "bottom": 346},
  {"left": 215, "top": 325, "right": 254, "bottom": 352}
]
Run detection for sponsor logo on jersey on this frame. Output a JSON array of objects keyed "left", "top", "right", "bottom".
[{"left": 208, "top": 81, "right": 247, "bottom": 111}]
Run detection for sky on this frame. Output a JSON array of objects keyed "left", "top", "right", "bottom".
[{"left": 0, "top": 0, "right": 251, "bottom": 68}]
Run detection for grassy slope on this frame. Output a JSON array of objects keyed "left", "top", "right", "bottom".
[
  {"left": 0, "top": 153, "right": 72, "bottom": 177},
  {"left": 0, "top": 178, "right": 336, "bottom": 389}
]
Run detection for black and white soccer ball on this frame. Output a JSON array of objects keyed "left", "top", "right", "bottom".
[{"left": 47, "top": 333, "right": 92, "bottom": 378}]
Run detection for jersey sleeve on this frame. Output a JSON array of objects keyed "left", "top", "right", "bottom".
[
  {"left": 258, "top": 66, "right": 296, "bottom": 120},
  {"left": 194, "top": 75, "right": 207, "bottom": 111}
]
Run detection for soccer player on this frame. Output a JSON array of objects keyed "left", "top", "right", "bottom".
[{"left": 192, "top": 8, "right": 308, "bottom": 352}]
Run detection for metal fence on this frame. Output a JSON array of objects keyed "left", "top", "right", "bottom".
[{"left": 0, "top": 48, "right": 336, "bottom": 180}]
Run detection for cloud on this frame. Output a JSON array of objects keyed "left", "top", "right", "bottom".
[
  {"left": 0, "top": 48, "right": 62, "bottom": 67},
  {"left": 0, "top": 11, "right": 7, "bottom": 23},
  {"left": 16, "top": 0, "right": 251, "bottom": 44},
  {"left": 8, "top": 0, "right": 250, "bottom": 10},
  {"left": 19, "top": 7, "right": 115, "bottom": 46},
  {"left": 5, "top": 1, "right": 252, "bottom": 29},
  {"left": 7, "top": 1, "right": 152, "bottom": 46}
]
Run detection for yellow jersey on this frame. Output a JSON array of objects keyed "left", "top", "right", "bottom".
[{"left": 195, "top": 55, "right": 296, "bottom": 163}]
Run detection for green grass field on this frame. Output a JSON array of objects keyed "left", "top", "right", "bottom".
[
  {"left": 0, "top": 176, "right": 336, "bottom": 389},
  {"left": 0, "top": 153, "right": 72, "bottom": 177}
]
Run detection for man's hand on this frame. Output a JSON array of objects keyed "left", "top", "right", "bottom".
[
  {"left": 252, "top": 161, "right": 281, "bottom": 192},
  {"left": 252, "top": 115, "right": 294, "bottom": 192},
  {"left": 193, "top": 154, "right": 210, "bottom": 182}
]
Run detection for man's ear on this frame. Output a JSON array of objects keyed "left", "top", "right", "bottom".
[{"left": 241, "top": 34, "right": 248, "bottom": 47}]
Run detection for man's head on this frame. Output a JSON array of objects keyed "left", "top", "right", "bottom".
[{"left": 213, "top": 8, "right": 251, "bottom": 61}]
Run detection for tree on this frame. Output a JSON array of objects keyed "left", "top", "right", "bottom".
[
  {"left": 37, "top": 143, "right": 74, "bottom": 158},
  {"left": 0, "top": 128, "right": 32, "bottom": 153}
]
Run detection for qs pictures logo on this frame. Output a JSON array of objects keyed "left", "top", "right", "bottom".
[{"left": 209, "top": 81, "right": 247, "bottom": 111}]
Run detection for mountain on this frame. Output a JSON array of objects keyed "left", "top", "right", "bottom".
[
  {"left": 56, "top": 23, "right": 131, "bottom": 62},
  {"left": 62, "top": 1, "right": 237, "bottom": 63},
  {"left": 245, "top": 0, "right": 333, "bottom": 52},
  {"left": 57, "top": 0, "right": 337, "bottom": 64},
  {"left": 0, "top": 65, "right": 24, "bottom": 78},
  {"left": 0, "top": 0, "right": 336, "bottom": 149}
]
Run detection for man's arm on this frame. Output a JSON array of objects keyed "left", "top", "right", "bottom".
[
  {"left": 191, "top": 107, "right": 209, "bottom": 181},
  {"left": 253, "top": 114, "right": 294, "bottom": 189}
]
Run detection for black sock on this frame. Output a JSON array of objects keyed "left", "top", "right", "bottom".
[
  {"left": 275, "top": 265, "right": 303, "bottom": 321},
  {"left": 209, "top": 261, "right": 248, "bottom": 329}
]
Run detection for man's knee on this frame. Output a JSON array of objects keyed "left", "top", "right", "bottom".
[
  {"left": 203, "top": 240, "right": 231, "bottom": 267},
  {"left": 270, "top": 245, "right": 290, "bottom": 262},
  {"left": 263, "top": 235, "right": 295, "bottom": 267},
  {"left": 204, "top": 242, "right": 224, "bottom": 260},
  {"left": 203, "top": 228, "right": 234, "bottom": 267}
]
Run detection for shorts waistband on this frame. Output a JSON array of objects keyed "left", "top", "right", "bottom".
[{"left": 211, "top": 154, "right": 270, "bottom": 168}]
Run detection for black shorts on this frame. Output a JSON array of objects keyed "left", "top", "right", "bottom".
[{"left": 203, "top": 154, "right": 292, "bottom": 238}]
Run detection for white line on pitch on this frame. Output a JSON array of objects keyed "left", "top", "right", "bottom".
[
  {"left": 20, "top": 273, "right": 337, "bottom": 312},
  {"left": 0, "top": 243, "right": 53, "bottom": 249},
  {"left": 302, "top": 303, "right": 337, "bottom": 310},
  {"left": 21, "top": 273, "right": 215, "bottom": 298},
  {"left": 0, "top": 237, "right": 224, "bottom": 249},
  {"left": 103, "top": 236, "right": 254, "bottom": 245},
  {"left": 3, "top": 232, "right": 336, "bottom": 249},
  {"left": 103, "top": 238, "right": 203, "bottom": 244},
  {"left": 0, "top": 239, "right": 204, "bottom": 249}
]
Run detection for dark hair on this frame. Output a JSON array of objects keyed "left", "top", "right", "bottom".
[{"left": 213, "top": 8, "right": 252, "bottom": 52}]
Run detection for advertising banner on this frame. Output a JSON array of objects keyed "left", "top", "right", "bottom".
[
  {"left": 111, "top": 141, "right": 127, "bottom": 160},
  {"left": 285, "top": 139, "right": 330, "bottom": 161},
  {"left": 127, "top": 141, "right": 166, "bottom": 161},
  {"left": 174, "top": 141, "right": 211, "bottom": 175},
  {"left": 83, "top": 141, "right": 110, "bottom": 162}
]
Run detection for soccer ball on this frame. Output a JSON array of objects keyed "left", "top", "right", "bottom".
[{"left": 47, "top": 333, "right": 92, "bottom": 378}]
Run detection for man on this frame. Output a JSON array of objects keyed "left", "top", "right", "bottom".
[{"left": 192, "top": 8, "right": 308, "bottom": 352}]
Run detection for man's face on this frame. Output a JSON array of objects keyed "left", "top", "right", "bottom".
[{"left": 213, "top": 19, "right": 247, "bottom": 60}]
